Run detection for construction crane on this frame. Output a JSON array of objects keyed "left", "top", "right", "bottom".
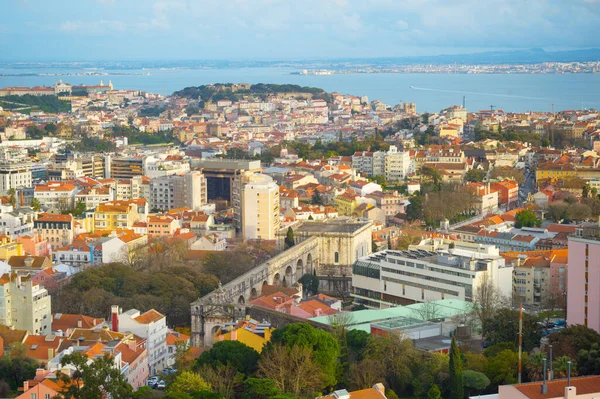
[{"left": 490, "top": 105, "right": 496, "bottom": 115}]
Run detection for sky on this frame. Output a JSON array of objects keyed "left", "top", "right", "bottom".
[{"left": 2, "top": 0, "right": 600, "bottom": 61}]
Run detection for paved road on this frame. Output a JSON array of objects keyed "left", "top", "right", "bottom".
[{"left": 519, "top": 168, "right": 536, "bottom": 204}]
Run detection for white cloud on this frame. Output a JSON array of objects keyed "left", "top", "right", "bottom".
[{"left": 395, "top": 19, "right": 409, "bottom": 30}]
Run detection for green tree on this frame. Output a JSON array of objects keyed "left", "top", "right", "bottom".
[
  {"left": 73, "top": 200, "right": 87, "bottom": 217},
  {"left": 311, "top": 191, "right": 323, "bottom": 205},
  {"left": 55, "top": 352, "right": 133, "bottom": 399},
  {"left": 482, "top": 308, "right": 541, "bottom": 352},
  {"left": 583, "top": 183, "right": 590, "bottom": 199},
  {"left": 298, "top": 272, "right": 319, "bottom": 296},
  {"left": 44, "top": 123, "right": 58, "bottom": 134},
  {"left": 386, "top": 389, "right": 400, "bottom": 399},
  {"left": 427, "top": 384, "right": 441, "bottom": 399},
  {"left": 30, "top": 198, "right": 41, "bottom": 212},
  {"left": 526, "top": 353, "right": 546, "bottom": 381},
  {"left": 514, "top": 209, "right": 541, "bottom": 228},
  {"left": 268, "top": 323, "right": 340, "bottom": 388},
  {"left": 465, "top": 169, "right": 486, "bottom": 182},
  {"left": 448, "top": 336, "right": 464, "bottom": 399},
  {"left": 0, "top": 343, "right": 38, "bottom": 390},
  {"left": 7, "top": 188, "right": 16, "bottom": 208},
  {"left": 548, "top": 325, "right": 600, "bottom": 359},
  {"left": 285, "top": 227, "right": 295, "bottom": 249},
  {"left": 196, "top": 340, "right": 259, "bottom": 375},
  {"left": 462, "top": 370, "right": 490, "bottom": 396},
  {"left": 421, "top": 166, "right": 442, "bottom": 191},
  {"left": 240, "top": 378, "right": 280, "bottom": 399},
  {"left": 406, "top": 194, "right": 425, "bottom": 221},
  {"left": 485, "top": 349, "right": 520, "bottom": 386},
  {"left": 167, "top": 371, "right": 211, "bottom": 395}
]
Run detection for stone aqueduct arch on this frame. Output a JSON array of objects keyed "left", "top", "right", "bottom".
[{"left": 190, "top": 237, "right": 320, "bottom": 347}]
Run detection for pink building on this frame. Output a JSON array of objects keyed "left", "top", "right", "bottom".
[
  {"left": 147, "top": 215, "right": 178, "bottom": 238},
  {"left": 16, "top": 234, "right": 51, "bottom": 257},
  {"left": 116, "top": 340, "right": 149, "bottom": 390},
  {"left": 567, "top": 223, "right": 600, "bottom": 332}
]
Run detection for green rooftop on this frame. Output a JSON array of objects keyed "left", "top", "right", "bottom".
[{"left": 310, "top": 299, "right": 473, "bottom": 332}]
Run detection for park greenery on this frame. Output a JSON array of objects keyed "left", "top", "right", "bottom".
[
  {"left": 0, "top": 94, "right": 70, "bottom": 114},
  {"left": 174, "top": 83, "right": 329, "bottom": 103},
  {"left": 112, "top": 125, "right": 176, "bottom": 145}
]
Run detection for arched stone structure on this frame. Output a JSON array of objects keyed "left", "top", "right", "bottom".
[
  {"left": 296, "top": 259, "right": 304, "bottom": 281},
  {"left": 284, "top": 266, "right": 293, "bottom": 287}
]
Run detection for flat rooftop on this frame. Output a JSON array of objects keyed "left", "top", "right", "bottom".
[{"left": 294, "top": 220, "right": 371, "bottom": 234}]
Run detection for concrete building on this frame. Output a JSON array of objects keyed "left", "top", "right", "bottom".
[
  {"left": 0, "top": 159, "right": 32, "bottom": 194},
  {"left": 0, "top": 273, "right": 51, "bottom": 335},
  {"left": 567, "top": 223, "right": 600, "bottom": 331},
  {"left": 116, "top": 307, "right": 168, "bottom": 375},
  {"left": 149, "top": 171, "right": 207, "bottom": 211},
  {"left": 498, "top": 375, "right": 600, "bottom": 399},
  {"left": 241, "top": 174, "right": 280, "bottom": 240},
  {"left": 34, "top": 182, "right": 78, "bottom": 211},
  {"left": 384, "top": 146, "right": 411, "bottom": 183},
  {"left": 352, "top": 242, "right": 513, "bottom": 308},
  {"left": 109, "top": 156, "right": 144, "bottom": 179}
]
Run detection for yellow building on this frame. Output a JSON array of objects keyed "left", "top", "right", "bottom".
[
  {"left": 439, "top": 126, "right": 460, "bottom": 138},
  {"left": 535, "top": 165, "right": 577, "bottom": 181},
  {"left": 334, "top": 191, "right": 358, "bottom": 216},
  {"left": 94, "top": 201, "right": 139, "bottom": 231},
  {"left": 213, "top": 319, "right": 272, "bottom": 353},
  {"left": 0, "top": 235, "right": 23, "bottom": 261}
]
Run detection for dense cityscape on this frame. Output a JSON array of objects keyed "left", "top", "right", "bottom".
[
  {"left": 2, "top": 0, "right": 600, "bottom": 398},
  {"left": 0, "top": 76, "right": 598, "bottom": 398}
]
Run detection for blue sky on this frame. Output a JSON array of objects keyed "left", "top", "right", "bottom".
[{"left": 2, "top": 0, "right": 600, "bottom": 61}]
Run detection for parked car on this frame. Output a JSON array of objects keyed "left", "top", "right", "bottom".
[
  {"left": 156, "top": 380, "right": 166, "bottom": 390},
  {"left": 147, "top": 376, "right": 159, "bottom": 386}
]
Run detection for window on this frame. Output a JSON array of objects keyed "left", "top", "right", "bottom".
[
  {"left": 31, "top": 394, "right": 37, "bottom": 399},
  {"left": 334, "top": 252, "right": 339, "bottom": 263}
]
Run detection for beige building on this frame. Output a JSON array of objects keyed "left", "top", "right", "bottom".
[
  {"left": 511, "top": 258, "right": 551, "bottom": 307},
  {"left": 34, "top": 213, "right": 74, "bottom": 250},
  {"left": 0, "top": 274, "right": 51, "bottom": 335},
  {"left": 241, "top": 174, "right": 280, "bottom": 240}
]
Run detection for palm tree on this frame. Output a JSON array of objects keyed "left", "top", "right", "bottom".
[
  {"left": 31, "top": 198, "right": 41, "bottom": 212},
  {"left": 526, "top": 353, "right": 545, "bottom": 382},
  {"left": 554, "top": 356, "right": 577, "bottom": 379}
]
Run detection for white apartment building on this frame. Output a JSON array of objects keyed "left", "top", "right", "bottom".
[
  {"left": 149, "top": 171, "right": 207, "bottom": 211},
  {"left": 117, "top": 308, "right": 168, "bottom": 375},
  {"left": 34, "top": 182, "right": 78, "bottom": 210},
  {"left": 241, "top": 174, "right": 280, "bottom": 240},
  {"left": 0, "top": 159, "right": 32, "bottom": 194},
  {"left": 352, "top": 242, "right": 513, "bottom": 309},
  {"left": 384, "top": 146, "right": 411, "bottom": 183},
  {"left": 116, "top": 176, "right": 149, "bottom": 201},
  {"left": 0, "top": 274, "right": 51, "bottom": 334},
  {"left": 351, "top": 151, "right": 387, "bottom": 178},
  {"left": 143, "top": 155, "right": 190, "bottom": 179}
]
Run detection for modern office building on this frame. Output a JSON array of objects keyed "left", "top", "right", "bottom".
[
  {"left": 352, "top": 242, "right": 513, "bottom": 308},
  {"left": 0, "top": 159, "right": 32, "bottom": 194}
]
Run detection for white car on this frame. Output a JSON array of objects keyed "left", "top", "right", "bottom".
[
  {"left": 147, "top": 376, "right": 159, "bottom": 386},
  {"left": 156, "top": 380, "right": 166, "bottom": 390}
]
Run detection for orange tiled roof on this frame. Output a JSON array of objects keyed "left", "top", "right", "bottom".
[{"left": 133, "top": 309, "right": 165, "bottom": 324}]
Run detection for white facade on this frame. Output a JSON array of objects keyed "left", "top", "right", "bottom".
[
  {"left": 352, "top": 243, "right": 513, "bottom": 309},
  {"left": 0, "top": 275, "right": 51, "bottom": 334},
  {"left": 385, "top": 146, "right": 411, "bottom": 183},
  {"left": 241, "top": 174, "right": 280, "bottom": 240},
  {"left": 149, "top": 171, "right": 207, "bottom": 211},
  {"left": 118, "top": 308, "right": 168, "bottom": 375},
  {"left": 0, "top": 160, "right": 32, "bottom": 194}
]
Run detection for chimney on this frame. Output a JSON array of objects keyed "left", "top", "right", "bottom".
[
  {"left": 24, "top": 257, "right": 34, "bottom": 268},
  {"left": 77, "top": 318, "right": 82, "bottom": 328},
  {"left": 111, "top": 305, "right": 119, "bottom": 332},
  {"left": 567, "top": 361, "right": 572, "bottom": 387},
  {"left": 541, "top": 358, "right": 548, "bottom": 394},
  {"left": 47, "top": 348, "right": 54, "bottom": 360},
  {"left": 23, "top": 381, "right": 29, "bottom": 391}
]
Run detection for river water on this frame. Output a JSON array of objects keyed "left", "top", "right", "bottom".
[{"left": 1, "top": 66, "right": 599, "bottom": 113}]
